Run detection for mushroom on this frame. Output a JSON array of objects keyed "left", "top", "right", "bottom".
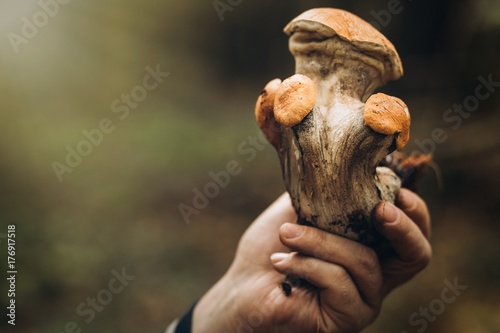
[
  {"left": 273, "top": 74, "right": 317, "bottom": 128},
  {"left": 255, "top": 8, "right": 411, "bottom": 245}
]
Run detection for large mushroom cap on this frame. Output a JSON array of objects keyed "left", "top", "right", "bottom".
[{"left": 284, "top": 8, "right": 403, "bottom": 82}]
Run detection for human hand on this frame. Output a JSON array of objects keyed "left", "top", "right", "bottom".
[{"left": 192, "top": 189, "right": 431, "bottom": 333}]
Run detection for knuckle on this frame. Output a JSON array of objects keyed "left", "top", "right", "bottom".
[
  {"left": 418, "top": 242, "right": 433, "bottom": 268},
  {"left": 304, "top": 226, "right": 326, "bottom": 243},
  {"left": 290, "top": 255, "right": 319, "bottom": 280},
  {"left": 409, "top": 241, "right": 432, "bottom": 272},
  {"left": 300, "top": 226, "right": 326, "bottom": 249},
  {"left": 303, "top": 257, "right": 319, "bottom": 273},
  {"left": 356, "top": 246, "right": 384, "bottom": 292},
  {"left": 355, "top": 246, "right": 379, "bottom": 273},
  {"left": 332, "top": 264, "right": 350, "bottom": 282},
  {"left": 336, "top": 298, "right": 372, "bottom": 331}
]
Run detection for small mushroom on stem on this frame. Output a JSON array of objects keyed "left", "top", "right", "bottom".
[{"left": 255, "top": 8, "right": 431, "bottom": 296}]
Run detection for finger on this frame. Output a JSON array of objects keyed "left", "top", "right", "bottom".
[
  {"left": 237, "top": 193, "right": 296, "bottom": 262},
  {"left": 396, "top": 189, "right": 431, "bottom": 238},
  {"left": 270, "top": 252, "right": 373, "bottom": 323},
  {"left": 278, "top": 223, "right": 383, "bottom": 307},
  {"left": 374, "top": 202, "right": 432, "bottom": 271}
]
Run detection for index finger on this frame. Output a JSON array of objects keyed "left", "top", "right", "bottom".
[
  {"left": 396, "top": 189, "right": 431, "bottom": 239},
  {"left": 374, "top": 202, "right": 432, "bottom": 269}
]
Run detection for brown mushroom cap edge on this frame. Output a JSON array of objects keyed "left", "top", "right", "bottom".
[{"left": 284, "top": 8, "right": 403, "bottom": 82}]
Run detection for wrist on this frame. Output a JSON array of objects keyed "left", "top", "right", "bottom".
[{"left": 192, "top": 273, "right": 240, "bottom": 332}]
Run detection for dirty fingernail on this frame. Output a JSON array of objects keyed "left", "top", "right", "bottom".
[{"left": 382, "top": 202, "right": 399, "bottom": 224}]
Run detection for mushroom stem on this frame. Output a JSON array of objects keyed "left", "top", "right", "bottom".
[
  {"left": 257, "top": 8, "right": 412, "bottom": 246},
  {"left": 291, "top": 36, "right": 385, "bottom": 103},
  {"left": 279, "top": 96, "right": 399, "bottom": 244},
  {"left": 278, "top": 34, "right": 403, "bottom": 244}
]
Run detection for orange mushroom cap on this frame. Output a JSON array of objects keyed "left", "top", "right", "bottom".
[
  {"left": 273, "top": 74, "right": 317, "bottom": 128},
  {"left": 364, "top": 93, "right": 410, "bottom": 151},
  {"left": 255, "top": 78, "right": 282, "bottom": 127}
]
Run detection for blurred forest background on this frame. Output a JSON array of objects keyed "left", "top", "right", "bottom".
[{"left": 0, "top": 0, "right": 499, "bottom": 332}]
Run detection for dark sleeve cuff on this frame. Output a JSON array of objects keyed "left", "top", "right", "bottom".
[
  {"left": 166, "top": 301, "right": 198, "bottom": 333},
  {"left": 175, "top": 301, "right": 197, "bottom": 333}
]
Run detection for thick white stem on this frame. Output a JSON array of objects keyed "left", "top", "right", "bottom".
[
  {"left": 279, "top": 96, "right": 400, "bottom": 244},
  {"left": 278, "top": 42, "right": 401, "bottom": 245}
]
